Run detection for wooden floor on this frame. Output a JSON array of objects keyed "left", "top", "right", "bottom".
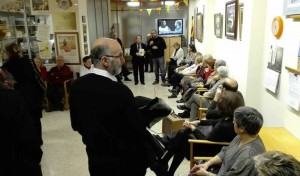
[{"left": 259, "top": 127, "right": 300, "bottom": 160}]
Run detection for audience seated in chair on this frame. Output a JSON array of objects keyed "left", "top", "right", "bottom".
[
  {"left": 155, "top": 90, "right": 245, "bottom": 176},
  {"left": 46, "top": 55, "right": 73, "bottom": 112},
  {"left": 178, "top": 67, "right": 230, "bottom": 120},
  {"left": 167, "top": 55, "right": 203, "bottom": 98},
  {"left": 189, "top": 106, "right": 266, "bottom": 176},
  {"left": 254, "top": 151, "right": 300, "bottom": 176},
  {"left": 80, "top": 55, "right": 94, "bottom": 77}
]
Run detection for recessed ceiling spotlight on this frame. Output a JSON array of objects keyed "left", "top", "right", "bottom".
[
  {"left": 161, "top": 1, "right": 175, "bottom": 6},
  {"left": 127, "top": 2, "right": 140, "bottom": 7}
]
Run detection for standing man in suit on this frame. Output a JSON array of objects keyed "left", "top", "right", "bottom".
[
  {"left": 148, "top": 29, "right": 167, "bottom": 85},
  {"left": 69, "top": 37, "right": 148, "bottom": 176},
  {"left": 130, "top": 35, "right": 147, "bottom": 85}
]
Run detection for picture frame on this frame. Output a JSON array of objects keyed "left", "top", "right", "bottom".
[
  {"left": 82, "top": 16, "right": 86, "bottom": 23},
  {"left": 239, "top": 3, "right": 244, "bottom": 41},
  {"left": 55, "top": 32, "right": 81, "bottom": 65},
  {"left": 284, "top": 0, "right": 300, "bottom": 17},
  {"left": 214, "top": 13, "right": 223, "bottom": 38},
  {"left": 196, "top": 13, "right": 203, "bottom": 42},
  {"left": 225, "top": 0, "right": 238, "bottom": 40},
  {"left": 30, "top": 0, "right": 50, "bottom": 15}
]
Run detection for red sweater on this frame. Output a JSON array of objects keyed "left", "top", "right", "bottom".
[{"left": 47, "top": 65, "right": 72, "bottom": 85}]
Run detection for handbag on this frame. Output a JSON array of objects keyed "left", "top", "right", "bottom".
[{"left": 135, "top": 96, "right": 172, "bottom": 128}]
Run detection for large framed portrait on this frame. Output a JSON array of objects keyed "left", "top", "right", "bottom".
[
  {"left": 196, "top": 13, "right": 203, "bottom": 42},
  {"left": 225, "top": 0, "right": 238, "bottom": 40},
  {"left": 55, "top": 32, "right": 81, "bottom": 65},
  {"left": 214, "top": 13, "right": 223, "bottom": 38},
  {"left": 284, "top": 0, "right": 300, "bottom": 17}
]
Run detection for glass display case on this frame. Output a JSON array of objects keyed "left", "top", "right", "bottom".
[{"left": 0, "top": 0, "right": 53, "bottom": 64}]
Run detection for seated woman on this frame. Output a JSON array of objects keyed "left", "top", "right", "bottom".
[
  {"left": 34, "top": 57, "right": 47, "bottom": 81},
  {"left": 254, "top": 151, "right": 300, "bottom": 176},
  {"left": 164, "top": 42, "right": 184, "bottom": 84},
  {"left": 167, "top": 55, "right": 203, "bottom": 98},
  {"left": 189, "top": 106, "right": 265, "bottom": 176},
  {"left": 156, "top": 90, "right": 245, "bottom": 176}
]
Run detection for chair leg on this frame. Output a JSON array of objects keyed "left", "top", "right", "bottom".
[{"left": 190, "top": 142, "right": 194, "bottom": 169}]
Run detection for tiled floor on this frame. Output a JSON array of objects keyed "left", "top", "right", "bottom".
[{"left": 41, "top": 72, "right": 190, "bottom": 176}]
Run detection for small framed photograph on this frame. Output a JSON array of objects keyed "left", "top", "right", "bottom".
[
  {"left": 83, "top": 24, "right": 87, "bottom": 35},
  {"left": 196, "top": 13, "right": 203, "bottom": 42},
  {"left": 84, "top": 44, "right": 89, "bottom": 55},
  {"left": 225, "top": 0, "right": 238, "bottom": 40},
  {"left": 83, "top": 35, "right": 87, "bottom": 43},
  {"left": 30, "top": 0, "right": 49, "bottom": 15},
  {"left": 214, "top": 13, "right": 223, "bottom": 38},
  {"left": 55, "top": 32, "right": 81, "bottom": 65},
  {"left": 82, "top": 16, "right": 86, "bottom": 23},
  {"left": 284, "top": 0, "right": 300, "bottom": 17},
  {"left": 239, "top": 3, "right": 244, "bottom": 41}
]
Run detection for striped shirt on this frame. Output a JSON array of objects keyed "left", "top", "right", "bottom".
[{"left": 217, "top": 135, "right": 266, "bottom": 176}]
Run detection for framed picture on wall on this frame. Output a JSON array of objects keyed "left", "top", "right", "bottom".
[
  {"left": 284, "top": 0, "right": 300, "bottom": 17},
  {"left": 55, "top": 32, "right": 81, "bottom": 65},
  {"left": 225, "top": 0, "right": 238, "bottom": 40},
  {"left": 196, "top": 13, "right": 203, "bottom": 42},
  {"left": 239, "top": 3, "right": 244, "bottom": 41},
  {"left": 30, "top": 0, "right": 49, "bottom": 15},
  {"left": 214, "top": 13, "right": 223, "bottom": 38}
]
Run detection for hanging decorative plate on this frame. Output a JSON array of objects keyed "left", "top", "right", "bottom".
[{"left": 57, "top": 0, "right": 73, "bottom": 10}]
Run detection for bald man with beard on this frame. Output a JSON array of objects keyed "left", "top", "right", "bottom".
[{"left": 69, "top": 38, "right": 147, "bottom": 176}]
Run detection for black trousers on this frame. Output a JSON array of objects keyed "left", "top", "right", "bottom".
[
  {"left": 145, "top": 53, "right": 153, "bottom": 72},
  {"left": 46, "top": 84, "right": 64, "bottom": 109},
  {"left": 132, "top": 58, "right": 145, "bottom": 83}
]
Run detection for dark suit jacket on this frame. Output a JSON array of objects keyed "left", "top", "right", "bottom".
[
  {"left": 130, "top": 42, "right": 147, "bottom": 63},
  {"left": 69, "top": 73, "right": 147, "bottom": 175}
]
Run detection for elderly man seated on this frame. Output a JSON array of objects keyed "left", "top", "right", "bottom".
[{"left": 46, "top": 55, "right": 73, "bottom": 112}]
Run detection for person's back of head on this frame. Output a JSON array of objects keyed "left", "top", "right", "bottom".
[
  {"left": 188, "top": 44, "right": 197, "bottom": 53},
  {"left": 217, "top": 90, "right": 245, "bottom": 117},
  {"left": 222, "top": 77, "right": 238, "bottom": 92},
  {"left": 254, "top": 151, "right": 300, "bottom": 176},
  {"left": 195, "top": 55, "right": 203, "bottom": 64},
  {"left": 215, "top": 59, "right": 226, "bottom": 68},
  {"left": 234, "top": 106, "right": 264, "bottom": 135},
  {"left": 217, "top": 66, "right": 229, "bottom": 78},
  {"left": 5, "top": 43, "right": 22, "bottom": 60}
]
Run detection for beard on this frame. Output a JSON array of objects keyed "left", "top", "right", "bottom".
[{"left": 108, "top": 60, "right": 122, "bottom": 76}]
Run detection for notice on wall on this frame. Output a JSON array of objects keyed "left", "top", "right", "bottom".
[
  {"left": 264, "top": 68, "right": 280, "bottom": 93},
  {"left": 288, "top": 72, "right": 300, "bottom": 111},
  {"left": 38, "top": 42, "right": 51, "bottom": 59},
  {"left": 36, "top": 23, "right": 50, "bottom": 42}
]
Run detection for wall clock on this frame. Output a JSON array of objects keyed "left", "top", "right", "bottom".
[{"left": 272, "top": 16, "right": 283, "bottom": 39}]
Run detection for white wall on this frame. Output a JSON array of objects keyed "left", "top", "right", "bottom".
[{"left": 190, "top": 0, "right": 300, "bottom": 140}]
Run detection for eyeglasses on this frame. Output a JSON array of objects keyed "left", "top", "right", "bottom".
[{"left": 104, "top": 54, "right": 124, "bottom": 60}]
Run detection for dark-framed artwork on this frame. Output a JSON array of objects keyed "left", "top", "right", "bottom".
[
  {"left": 55, "top": 32, "right": 81, "bottom": 65},
  {"left": 284, "top": 0, "right": 300, "bottom": 17},
  {"left": 225, "top": 0, "right": 238, "bottom": 40},
  {"left": 196, "top": 13, "right": 203, "bottom": 42},
  {"left": 214, "top": 13, "right": 223, "bottom": 38},
  {"left": 239, "top": 3, "right": 244, "bottom": 41}
]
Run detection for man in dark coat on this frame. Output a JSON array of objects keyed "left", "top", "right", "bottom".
[
  {"left": 69, "top": 37, "right": 147, "bottom": 176},
  {"left": 130, "top": 35, "right": 147, "bottom": 85}
]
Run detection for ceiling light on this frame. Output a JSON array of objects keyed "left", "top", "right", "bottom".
[
  {"left": 127, "top": 2, "right": 140, "bottom": 7},
  {"left": 161, "top": 1, "right": 175, "bottom": 6}
]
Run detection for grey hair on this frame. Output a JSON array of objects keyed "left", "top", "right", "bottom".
[
  {"left": 254, "top": 151, "right": 300, "bottom": 176},
  {"left": 234, "top": 106, "right": 263, "bottom": 135},
  {"left": 90, "top": 45, "right": 112, "bottom": 67},
  {"left": 215, "top": 59, "right": 226, "bottom": 68},
  {"left": 217, "top": 66, "right": 229, "bottom": 77}
]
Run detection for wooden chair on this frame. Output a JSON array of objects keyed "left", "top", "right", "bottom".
[
  {"left": 63, "top": 78, "right": 74, "bottom": 110},
  {"left": 188, "top": 139, "right": 230, "bottom": 169}
]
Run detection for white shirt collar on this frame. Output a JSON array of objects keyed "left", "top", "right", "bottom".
[{"left": 92, "top": 68, "right": 117, "bottom": 82}]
